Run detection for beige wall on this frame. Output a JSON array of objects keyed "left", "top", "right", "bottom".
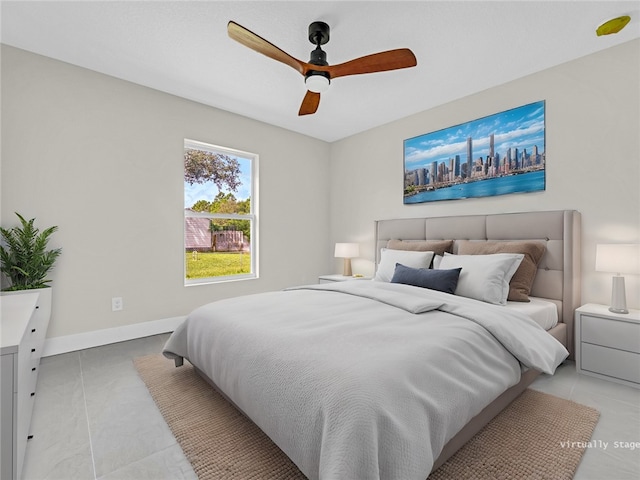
[
  {"left": 329, "top": 39, "right": 640, "bottom": 309},
  {"left": 2, "top": 39, "right": 639, "bottom": 342},
  {"left": 1, "top": 45, "right": 331, "bottom": 338}
]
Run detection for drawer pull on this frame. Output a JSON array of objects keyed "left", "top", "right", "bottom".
[
  {"left": 30, "top": 392, "right": 35, "bottom": 397},
  {"left": 32, "top": 367, "right": 36, "bottom": 372},
  {"left": 32, "top": 328, "right": 36, "bottom": 333},
  {"left": 27, "top": 435, "right": 33, "bottom": 440},
  {"left": 31, "top": 348, "right": 36, "bottom": 353}
]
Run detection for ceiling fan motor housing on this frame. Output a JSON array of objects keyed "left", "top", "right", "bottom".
[{"left": 309, "top": 47, "right": 328, "bottom": 66}]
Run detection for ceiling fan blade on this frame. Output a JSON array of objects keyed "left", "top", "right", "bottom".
[
  {"left": 327, "top": 48, "right": 417, "bottom": 79},
  {"left": 228, "top": 21, "right": 307, "bottom": 75},
  {"left": 299, "top": 91, "right": 321, "bottom": 116}
]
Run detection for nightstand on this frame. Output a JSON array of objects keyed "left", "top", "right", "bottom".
[
  {"left": 318, "top": 274, "right": 372, "bottom": 284},
  {"left": 575, "top": 303, "right": 640, "bottom": 388}
]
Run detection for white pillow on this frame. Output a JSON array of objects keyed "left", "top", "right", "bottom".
[
  {"left": 375, "top": 248, "right": 435, "bottom": 282},
  {"left": 437, "top": 253, "right": 524, "bottom": 305}
]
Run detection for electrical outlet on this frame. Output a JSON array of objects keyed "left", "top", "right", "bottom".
[{"left": 111, "top": 297, "right": 123, "bottom": 311}]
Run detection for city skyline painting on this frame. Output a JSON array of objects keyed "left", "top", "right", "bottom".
[{"left": 403, "top": 101, "right": 545, "bottom": 204}]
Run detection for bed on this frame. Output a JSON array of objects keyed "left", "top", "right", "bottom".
[{"left": 163, "top": 209, "right": 581, "bottom": 480}]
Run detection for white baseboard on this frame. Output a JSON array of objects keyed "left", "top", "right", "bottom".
[{"left": 42, "top": 316, "right": 186, "bottom": 357}]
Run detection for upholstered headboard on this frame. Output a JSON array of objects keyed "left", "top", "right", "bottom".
[{"left": 374, "top": 210, "right": 581, "bottom": 356}]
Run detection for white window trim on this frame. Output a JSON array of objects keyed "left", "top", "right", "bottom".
[{"left": 184, "top": 139, "right": 258, "bottom": 286}]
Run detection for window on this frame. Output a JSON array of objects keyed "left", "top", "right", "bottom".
[{"left": 184, "top": 139, "right": 258, "bottom": 285}]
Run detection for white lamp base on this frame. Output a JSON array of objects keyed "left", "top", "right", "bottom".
[{"left": 609, "top": 275, "right": 628, "bottom": 314}]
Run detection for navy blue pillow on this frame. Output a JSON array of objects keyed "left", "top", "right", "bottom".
[{"left": 390, "top": 263, "right": 462, "bottom": 294}]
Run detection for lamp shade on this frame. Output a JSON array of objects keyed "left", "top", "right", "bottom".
[
  {"left": 596, "top": 244, "right": 640, "bottom": 275},
  {"left": 334, "top": 243, "right": 359, "bottom": 259}
]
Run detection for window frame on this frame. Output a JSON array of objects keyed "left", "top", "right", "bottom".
[{"left": 183, "top": 139, "right": 258, "bottom": 286}]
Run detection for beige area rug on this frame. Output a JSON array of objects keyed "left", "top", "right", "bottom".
[{"left": 134, "top": 354, "right": 599, "bottom": 480}]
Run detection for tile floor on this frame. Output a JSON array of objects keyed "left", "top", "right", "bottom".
[{"left": 21, "top": 335, "right": 640, "bottom": 479}]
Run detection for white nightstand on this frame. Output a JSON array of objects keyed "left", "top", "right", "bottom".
[
  {"left": 575, "top": 303, "right": 640, "bottom": 389},
  {"left": 318, "top": 274, "right": 372, "bottom": 284}
]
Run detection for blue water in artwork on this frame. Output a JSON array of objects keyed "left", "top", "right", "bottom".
[{"left": 404, "top": 170, "right": 545, "bottom": 204}]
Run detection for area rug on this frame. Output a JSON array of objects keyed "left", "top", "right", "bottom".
[{"left": 134, "top": 354, "right": 599, "bottom": 480}]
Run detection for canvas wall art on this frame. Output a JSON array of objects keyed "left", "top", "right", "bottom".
[{"left": 403, "top": 101, "right": 545, "bottom": 204}]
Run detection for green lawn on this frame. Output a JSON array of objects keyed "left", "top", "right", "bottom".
[{"left": 186, "top": 251, "right": 251, "bottom": 279}]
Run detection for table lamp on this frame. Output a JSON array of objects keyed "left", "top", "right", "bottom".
[
  {"left": 335, "top": 243, "right": 359, "bottom": 277},
  {"left": 595, "top": 244, "right": 640, "bottom": 314}
]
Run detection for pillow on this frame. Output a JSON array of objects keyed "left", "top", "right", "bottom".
[
  {"left": 374, "top": 248, "right": 435, "bottom": 282},
  {"left": 437, "top": 253, "right": 524, "bottom": 305},
  {"left": 457, "top": 241, "right": 546, "bottom": 302},
  {"left": 386, "top": 239, "right": 454, "bottom": 257},
  {"left": 391, "top": 263, "right": 462, "bottom": 294}
]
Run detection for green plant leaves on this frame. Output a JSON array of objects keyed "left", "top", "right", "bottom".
[{"left": 0, "top": 213, "right": 62, "bottom": 290}]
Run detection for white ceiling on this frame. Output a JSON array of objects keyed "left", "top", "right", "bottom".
[{"left": 2, "top": 1, "right": 639, "bottom": 142}]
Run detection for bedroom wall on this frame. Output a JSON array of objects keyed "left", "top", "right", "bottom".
[
  {"left": 2, "top": 39, "right": 639, "bottom": 347},
  {"left": 329, "top": 39, "right": 640, "bottom": 310},
  {"left": 1, "top": 45, "right": 331, "bottom": 340}
]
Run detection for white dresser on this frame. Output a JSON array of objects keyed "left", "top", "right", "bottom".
[
  {"left": 575, "top": 303, "right": 640, "bottom": 388},
  {"left": 1, "top": 290, "right": 50, "bottom": 480}
]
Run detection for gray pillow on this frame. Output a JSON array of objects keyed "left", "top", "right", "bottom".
[{"left": 390, "top": 263, "right": 462, "bottom": 294}]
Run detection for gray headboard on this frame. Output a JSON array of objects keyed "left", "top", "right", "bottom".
[{"left": 374, "top": 210, "right": 581, "bottom": 356}]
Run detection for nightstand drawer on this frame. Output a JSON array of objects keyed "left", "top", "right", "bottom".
[
  {"left": 581, "top": 343, "right": 640, "bottom": 384},
  {"left": 581, "top": 314, "right": 640, "bottom": 354}
]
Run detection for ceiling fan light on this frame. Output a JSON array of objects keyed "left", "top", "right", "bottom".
[{"left": 305, "top": 74, "right": 330, "bottom": 93}]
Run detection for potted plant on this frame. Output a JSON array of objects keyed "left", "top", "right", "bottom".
[
  {"left": 1, "top": 213, "right": 61, "bottom": 326},
  {"left": 1, "top": 213, "right": 62, "bottom": 291}
]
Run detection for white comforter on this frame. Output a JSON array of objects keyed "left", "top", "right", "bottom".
[{"left": 163, "top": 281, "right": 568, "bottom": 480}]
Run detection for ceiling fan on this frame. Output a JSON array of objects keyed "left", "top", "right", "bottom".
[{"left": 227, "top": 20, "right": 417, "bottom": 116}]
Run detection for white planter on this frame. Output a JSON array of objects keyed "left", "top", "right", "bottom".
[{"left": 1, "top": 287, "right": 52, "bottom": 332}]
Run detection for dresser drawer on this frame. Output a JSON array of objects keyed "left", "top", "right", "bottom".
[
  {"left": 581, "top": 314, "right": 640, "bottom": 354},
  {"left": 581, "top": 343, "right": 640, "bottom": 384}
]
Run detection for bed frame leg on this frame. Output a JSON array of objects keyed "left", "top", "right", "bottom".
[{"left": 174, "top": 357, "right": 184, "bottom": 367}]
